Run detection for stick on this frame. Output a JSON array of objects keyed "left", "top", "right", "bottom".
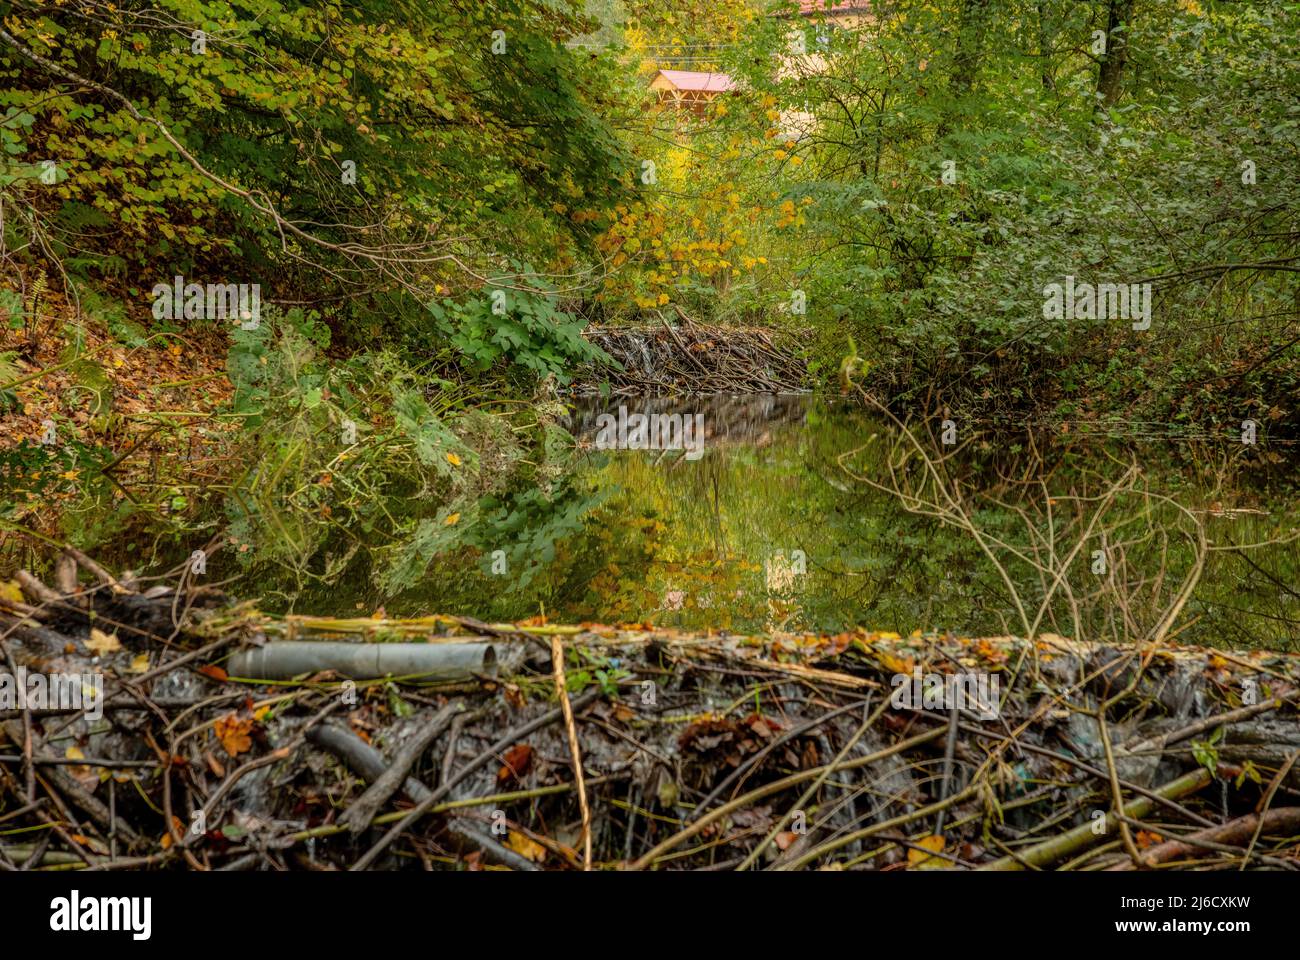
[
  {"left": 350, "top": 690, "right": 601, "bottom": 870},
  {"left": 339, "top": 702, "right": 463, "bottom": 834},
  {"left": 307, "top": 720, "right": 539, "bottom": 871},
  {"left": 552, "top": 636, "right": 592, "bottom": 871},
  {"left": 978, "top": 767, "right": 1214, "bottom": 872},
  {"left": 1108, "top": 807, "right": 1300, "bottom": 870},
  {"left": 629, "top": 725, "right": 945, "bottom": 870}
]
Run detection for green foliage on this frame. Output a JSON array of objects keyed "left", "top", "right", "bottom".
[
  {"left": 221, "top": 306, "right": 601, "bottom": 606},
  {"left": 3, "top": 0, "right": 632, "bottom": 366},
  {"left": 427, "top": 280, "right": 610, "bottom": 383}
]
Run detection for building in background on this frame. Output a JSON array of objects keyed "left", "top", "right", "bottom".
[
  {"left": 650, "top": 69, "right": 738, "bottom": 114},
  {"left": 775, "top": 1, "right": 875, "bottom": 140},
  {"left": 647, "top": 1, "right": 874, "bottom": 130}
]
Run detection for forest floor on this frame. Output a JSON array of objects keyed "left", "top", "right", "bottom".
[{"left": 2, "top": 288, "right": 234, "bottom": 544}]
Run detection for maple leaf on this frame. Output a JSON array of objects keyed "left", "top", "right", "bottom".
[
  {"left": 86, "top": 627, "right": 121, "bottom": 656},
  {"left": 214, "top": 713, "right": 253, "bottom": 758}
]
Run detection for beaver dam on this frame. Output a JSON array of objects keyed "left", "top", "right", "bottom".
[{"left": 2, "top": 551, "right": 1298, "bottom": 872}]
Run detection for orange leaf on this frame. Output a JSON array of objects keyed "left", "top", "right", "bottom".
[
  {"left": 497, "top": 743, "right": 533, "bottom": 785},
  {"left": 1136, "top": 830, "right": 1163, "bottom": 849},
  {"left": 198, "top": 664, "right": 228, "bottom": 682},
  {"left": 214, "top": 713, "right": 253, "bottom": 758}
]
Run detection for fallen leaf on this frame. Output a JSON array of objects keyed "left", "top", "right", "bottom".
[
  {"left": 214, "top": 713, "right": 253, "bottom": 758},
  {"left": 130, "top": 653, "right": 151, "bottom": 674},
  {"left": 197, "top": 664, "right": 228, "bottom": 682},
  {"left": 878, "top": 651, "right": 914, "bottom": 675},
  {"left": 505, "top": 830, "right": 547, "bottom": 863},
  {"left": 69, "top": 833, "right": 108, "bottom": 854},
  {"left": 446, "top": 452, "right": 461, "bottom": 466},
  {"left": 65, "top": 743, "right": 97, "bottom": 788},
  {"left": 444, "top": 512, "right": 460, "bottom": 526},
  {"left": 86, "top": 627, "right": 121, "bottom": 656},
  {"left": 497, "top": 743, "right": 533, "bottom": 785},
  {"left": 160, "top": 815, "right": 184, "bottom": 849},
  {"left": 205, "top": 752, "right": 226, "bottom": 778},
  {"left": 907, "top": 833, "right": 947, "bottom": 868}
]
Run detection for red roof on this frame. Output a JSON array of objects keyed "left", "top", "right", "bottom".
[{"left": 652, "top": 70, "right": 737, "bottom": 93}]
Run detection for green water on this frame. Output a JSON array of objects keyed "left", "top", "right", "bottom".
[{"left": 68, "top": 395, "right": 1300, "bottom": 650}]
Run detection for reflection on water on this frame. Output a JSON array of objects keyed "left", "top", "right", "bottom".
[
  {"left": 554, "top": 393, "right": 1299, "bottom": 649},
  {"left": 80, "top": 393, "right": 1300, "bottom": 650},
  {"left": 566, "top": 393, "right": 811, "bottom": 450}
]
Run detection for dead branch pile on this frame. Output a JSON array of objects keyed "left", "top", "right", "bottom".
[
  {"left": 1, "top": 551, "right": 1298, "bottom": 871},
  {"left": 578, "top": 314, "right": 808, "bottom": 395}
]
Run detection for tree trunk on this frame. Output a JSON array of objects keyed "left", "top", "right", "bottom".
[
  {"left": 950, "top": 0, "right": 993, "bottom": 101},
  {"left": 1096, "top": 0, "right": 1136, "bottom": 109},
  {"left": 1037, "top": 0, "right": 1056, "bottom": 92}
]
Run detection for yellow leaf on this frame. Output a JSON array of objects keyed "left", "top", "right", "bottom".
[
  {"left": 130, "top": 653, "right": 151, "bottom": 674},
  {"left": 446, "top": 452, "right": 461, "bottom": 467},
  {"left": 879, "top": 651, "right": 913, "bottom": 675},
  {"left": 504, "top": 830, "right": 548, "bottom": 863},
  {"left": 0, "top": 580, "right": 24, "bottom": 605},
  {"left": 444, "top": 513, "right": 460, "bottom": 526},
  {"left": 65, "top": 746, "right": 85, "bottom": 762},
  {"left": 907, "top": 833, "right": 947, "bottom": 868},
  {"left": 86, "top": 627, "right": 121, "bottom": 656}
]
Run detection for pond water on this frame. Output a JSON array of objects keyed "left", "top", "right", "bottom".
[
  {"left": 550, "top": 394, "right": 1300, "bottom": 650},
  {"left": 81, "top": 393, "right": 1300, "bottom": 650}
]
